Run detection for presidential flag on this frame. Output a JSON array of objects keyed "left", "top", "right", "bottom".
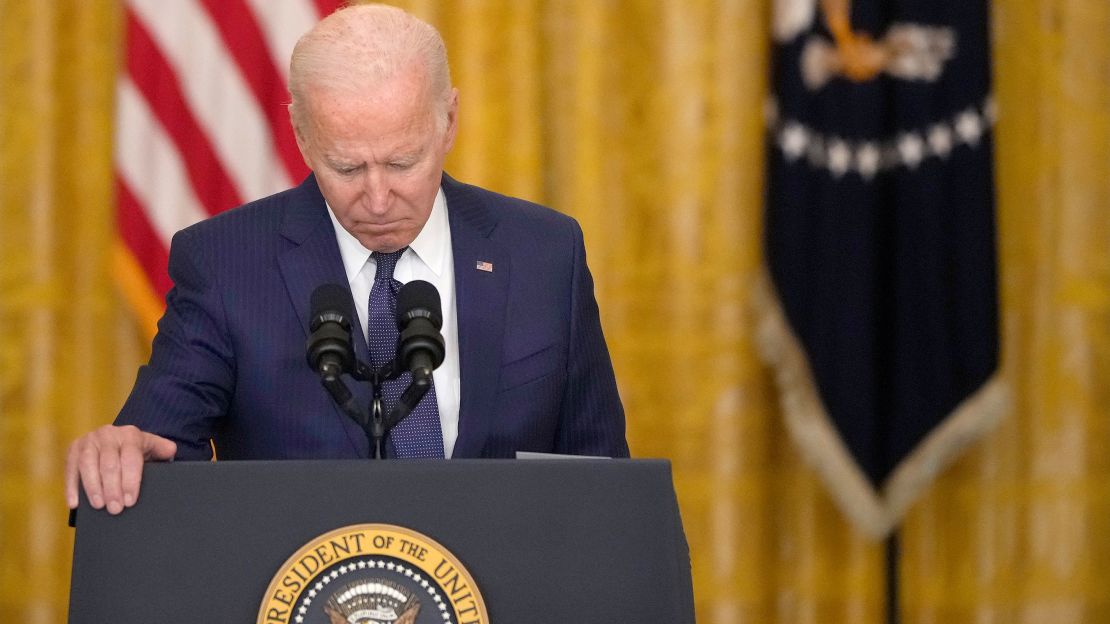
[
  {"left": 114, "top": 0, "right": 342, "bottom": 336},
  {"left": 757, "top": 0, "right": 1008, "bottom": 538}
]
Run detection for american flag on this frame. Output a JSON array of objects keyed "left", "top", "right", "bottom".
[{"left": 114, "top": 0, "right": 342, "bottom": 336}]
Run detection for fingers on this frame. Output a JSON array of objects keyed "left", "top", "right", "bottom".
[
  {"left": 120, "top": 430, "right": 174, "bottom": 508},
  {"left": 143, "top": 433, "right": 178, "bottom": 461},
  {"left": 65, "top": 425, "right": 176, "bottom": 515},
  {"left": 76, "top": 432, "right": 108, "bottom": 511},
  {"left": 119, "top": 437, "right": 146, "bottom": 509},
  {"left": 98, "top": 432, "right": 126, "bottom": 515}
]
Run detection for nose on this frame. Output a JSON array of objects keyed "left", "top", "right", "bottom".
[{"left": 363, "top": 169, "right": 391, "bottom": 215}]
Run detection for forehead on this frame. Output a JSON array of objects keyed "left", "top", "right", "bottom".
[{"left": 304, "top": 80, "right": 438, "bottom": 158}]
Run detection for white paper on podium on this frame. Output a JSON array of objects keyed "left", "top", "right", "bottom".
[{"left": 514, "top": 451, "right": 611, "bottom": 460}]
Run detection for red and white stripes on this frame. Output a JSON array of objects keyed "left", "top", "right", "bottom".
[{"left": 114, "top": 0, "right": 340, "bottom": 334}]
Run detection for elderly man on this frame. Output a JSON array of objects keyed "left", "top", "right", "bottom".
[{"left": 66, "top": 4, "right": 627, "bottom": 515}]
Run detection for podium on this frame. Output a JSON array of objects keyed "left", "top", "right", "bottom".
[{"left": 68, "top": 459, "right": 694, "bottom": 623}]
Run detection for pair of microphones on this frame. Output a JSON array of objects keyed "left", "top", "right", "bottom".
[
  {"left": 304, "top": 280, "right": 445, "bottom": 459},
  {"left": 305, "top": 280, "right": 445, "bottom": 383}
]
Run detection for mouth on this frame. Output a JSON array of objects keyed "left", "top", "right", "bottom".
[
  {"left": 352, "top": 221, "right": 403, "bottom": 233},
  {"left": 348, "top": 221, "right": 415, "bottom": 250}
]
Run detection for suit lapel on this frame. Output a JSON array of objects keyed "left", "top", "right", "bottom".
[
  {"left": 277, "top": 175, "right": 367, "bottom": 456},
  {"left": 443, "top": 175, "right": 509, "bottom": 458}
]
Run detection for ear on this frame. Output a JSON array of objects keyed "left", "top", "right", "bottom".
[
  {"left": 289, "top": 104, "right": 312, "bottom": 166},
  {"left": 442, "top": 88, "right": 460, "bottom": 153}
]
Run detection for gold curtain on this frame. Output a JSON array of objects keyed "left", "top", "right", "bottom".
[{"left": 0, "top": 1, "right": 1107, "bottom": 622}]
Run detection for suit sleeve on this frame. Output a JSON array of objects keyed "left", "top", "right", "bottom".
[
  {"left": 114, "top": 227, "right": 234, "bottom": 460},
  {"left": 554, "top": 223, "right": 631, "bottom": 457}
]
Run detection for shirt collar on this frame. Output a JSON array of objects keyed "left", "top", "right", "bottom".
[{"left": 326, "top": 187, "right": 449, "bottom": 283}]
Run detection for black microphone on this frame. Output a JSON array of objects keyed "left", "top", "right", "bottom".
[
  {"left": 306, "top": 284, "right": 355, "bottom": 381},
  {"left": 395, "top": 280, "right": 445, "bottom": 380}
]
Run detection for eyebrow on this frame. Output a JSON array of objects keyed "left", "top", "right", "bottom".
[
  {"left": 390, "top": 145, "right": 427, "bottom": 162},
  {"left": 326, "top": 159, "right": 362, "bottom": 171}
]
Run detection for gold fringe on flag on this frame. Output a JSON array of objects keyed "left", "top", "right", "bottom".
[{"left": 753, "top": 269, "right": 1011, "bottom": 539}]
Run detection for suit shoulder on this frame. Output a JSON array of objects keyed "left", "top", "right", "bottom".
[
  {"left": 176, "top": 185, "right": 301, "bottom": 242},
  {"left": 446, "top": 178, "right": 580, "bottom": 238}
]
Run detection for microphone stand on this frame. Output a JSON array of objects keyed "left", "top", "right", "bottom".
[{"left": 319, "top": 358, "right": 432, "bottom": 459}]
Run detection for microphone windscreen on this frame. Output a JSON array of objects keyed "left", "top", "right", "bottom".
[
  {"left": 310, "top": 284, "right": 350, "bottom": 316},
  {"left": 396, "top": 280, "right": 442, "bottom": 328}
]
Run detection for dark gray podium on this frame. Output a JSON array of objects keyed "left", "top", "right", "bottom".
[{"left": 68, "top": 459, "right": 694, "bottom": 623}]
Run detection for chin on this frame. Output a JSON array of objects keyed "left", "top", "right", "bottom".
[{"left": 358, "top": 234, "right": 412, "bottom": 254}]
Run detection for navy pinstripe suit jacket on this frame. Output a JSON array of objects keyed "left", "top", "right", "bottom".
[{"left": 115, "top": 174, "right": 629, "bottom": 460}]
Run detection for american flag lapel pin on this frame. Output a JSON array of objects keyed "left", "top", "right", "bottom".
[{"left": 475, "top": 260, "right": 494, "bottom": 272}]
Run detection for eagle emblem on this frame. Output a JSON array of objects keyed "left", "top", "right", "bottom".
[
  {"left": 324, "top": 579, "right": 421, "bottom": 624},
  {"left": 774, "top": 0, "right": 956, "bottom": 90}
]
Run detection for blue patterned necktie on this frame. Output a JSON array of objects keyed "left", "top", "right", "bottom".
[{"left": 367, "top": 249, "right": 445, "bottom": 458}]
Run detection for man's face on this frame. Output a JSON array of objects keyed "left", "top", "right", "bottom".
[{"left": 294, "top": 68, "right": 458, "bottom": 252}]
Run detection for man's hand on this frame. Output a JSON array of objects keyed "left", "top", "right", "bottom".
[{"left": 64, "top": 425, "right": 177, "bottom": 514}]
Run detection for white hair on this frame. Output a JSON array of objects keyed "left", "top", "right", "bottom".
[{"left": 288, "top": 3, "right": 453, "bottom": 134}]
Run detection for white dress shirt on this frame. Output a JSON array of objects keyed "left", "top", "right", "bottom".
[{"left": 325, "top": 189, "right": 461, "bottom": 457}]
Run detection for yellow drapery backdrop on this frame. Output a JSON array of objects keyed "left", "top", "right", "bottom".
[{"left": 1, "top": 1, "right": 1107, "bottom": 622}]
